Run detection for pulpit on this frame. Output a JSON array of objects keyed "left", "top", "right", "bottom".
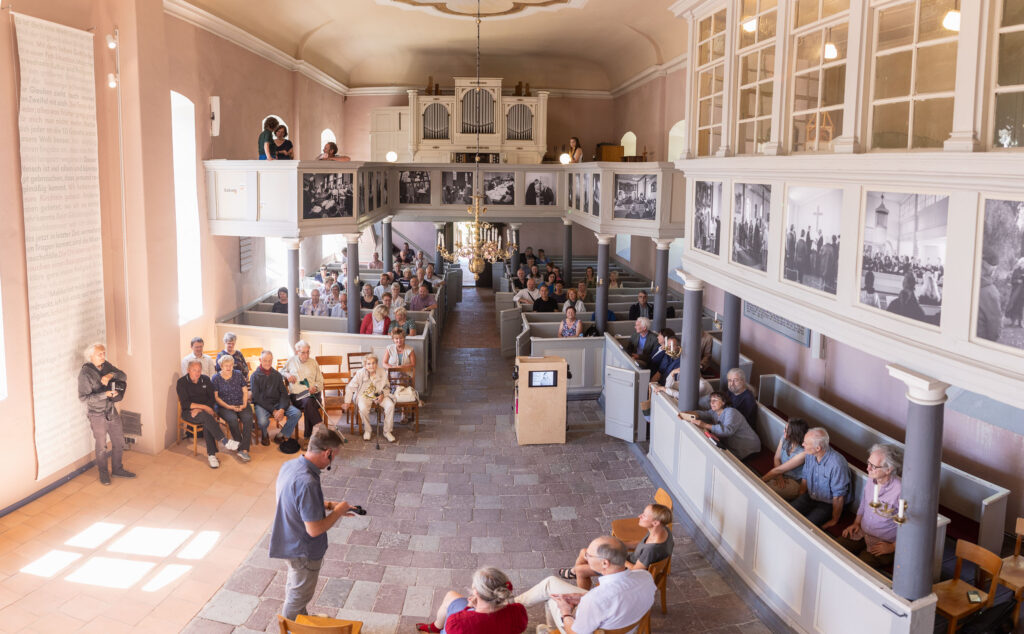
[{"left": 514, "top": 356, "right": 567, "bottom": 445}]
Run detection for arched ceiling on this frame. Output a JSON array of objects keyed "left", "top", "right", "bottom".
[{"left": 182, "top": 0, "right": 687, "bottom": 91}]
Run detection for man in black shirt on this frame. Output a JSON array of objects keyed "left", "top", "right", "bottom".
[
  {"left": 628, "top": 290, "right": 655, "bottom": 320},
  {"left": 177, "top": 359, "right": 239, "bottom": 468},
  {"left": 725, "top": 368, "right": 758, "bottom": 428},
  {"left": 272, "top": 287, "right": 289, "bottom": 314},
  {"left": 512, "top": 268, "right": 529, "bottom": 290},
  {"left": 532, "top": 285, "right": 558, "bottom": 313},
  {"left": 78, "top": 343, "right": 135, "bottom": 485}
]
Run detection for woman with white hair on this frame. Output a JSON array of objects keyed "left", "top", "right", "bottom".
[
  {"left": 344, "top": 354, "right": 396, "bottom": 442},
  {"left": 78, "top": 343, "right": 134, "bottom": 485},
  {"left": 282, "top": 340, "right": 325, "bottom": 441},
  {"left": 216, "top": 332, "right": 250, "bottom": 379},
  {"left": 839, "top": 444, "right": 903, "bottom": 570},
  {"left": 416, "top": 567, "right": 527, "bottom": 633}
]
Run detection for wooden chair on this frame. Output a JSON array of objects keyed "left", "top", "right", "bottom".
[
  {"left": 177, "top": 403, "right": 227, "bottom": 457},
  {"left": 932, "top": 539, "right": 1004, "bottom": 634},
  {"left": 647, "top": 556, "right": 671, "bottom": 615},
  {"left": 278, "top": 614, "right": 362, "bottom": 634},
  {"left": 595, "top": 608, "right": 651, "bottom": 634},
  {"left": 346, "top": 351, "right": 370, "bottom": 373},
  {"left": 276, "top": 358, "right": 287, "bottom": 370},
  {"left": 611, "top": 488, "right": 673, "bottom": 545},
  {"left": 316, "top": 355, "right": 350, "bottom": 404},
  {"left": 998, "top": 517, "right": 1024, "bottom": 628},
  {"left": 240, "top": 347, "right": 262, "bottom": 372},
  {"left": 389, "top": 371, "right": 420, "bottom": 432}
]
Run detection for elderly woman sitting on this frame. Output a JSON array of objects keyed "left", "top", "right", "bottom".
[
  {"left": 360, "top": 304, "right": 391, "bottom": 335},
  {"left": 392, "top": 307, "right": 417, "bottom": 336},
  {"left": 416, "top": 567, "right": 527, "bottom": 634},
  {"left": 360, "top": 283, "right": 379, "bottom": 309},
  {"left": 216, "top": 332, "right": 250, "bottom": 379},
  {"left": 839, "top": 444, "right": 903, "bottom": 570},
  {"left": 281, "top": 340, "right": 325, "bottom": 441},
  {"left": 344, "top": 354, "right": 396, "bottom": 443},
  {"left": 383, "top": 327, "right": 416, "bottom": 381}
]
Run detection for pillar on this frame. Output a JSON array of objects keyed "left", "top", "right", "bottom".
[
  {"left": 720, "top": 291, "right": 741, "bottom": 379},
  {"left": 509, "top": 223, "right": 522, "bottom": 274},
  {"left": 888, "top": 365, "right": 949, "bottom": 601},
  {"left": 562, "top": 218, "right": 573, "bottom": 286},
  {"left": 434, "top": 221, "right": 446, "bottom": 272},
  {"left": 678, "top": 276, "right": 704, "bottom": 411},
  {"left": 382, "top": 216, "right": 393, "bottom": 275},
  {"left": 285, "top": 238, "right": 301, "bottom": 348},
  {"left": 345, "top": 233, "right": 361, "bottom": 334},
  {"left": 595, "top": 234, "right": 613, "bottom": 333},
  {"left": 652, "top": 239, "right": 672, "bottom": 332}
]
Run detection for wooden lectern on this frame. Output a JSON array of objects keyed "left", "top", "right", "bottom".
[{"left": 514, "top": 356, "right": 567, "bottom": 445}]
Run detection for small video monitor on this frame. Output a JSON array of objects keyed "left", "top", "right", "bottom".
[{"left": 528, "top": 370, "right": 557, "bottom": 387}]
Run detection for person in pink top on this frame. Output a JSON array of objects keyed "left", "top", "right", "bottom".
[{"left": 839, "top": 443, "right": 903, "bottom": 570}]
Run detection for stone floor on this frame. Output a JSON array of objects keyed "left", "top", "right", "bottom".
[{"left": 185, "top": 288, "right": 771, "bottom": 633}]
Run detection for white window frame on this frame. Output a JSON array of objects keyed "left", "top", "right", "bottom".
[
  {"left": 990, "top": 0, "right": 1024, "bottom": 149},
  {"left": 788, "top": 6, "right": 851, "bottom": 153},
  {"left": 695, "top": 8, "right": 729, "bottom": 157},
  {"left": 734, "top": 0, "right": 780, "bottom": 156}
]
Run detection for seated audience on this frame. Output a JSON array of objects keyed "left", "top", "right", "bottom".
[
  {"left": 324, "top": 284, "right": 344, "bottom": 309},
  {"left": 417, "top": 567, "right": 527, "bottom": 634},
  {"left": 383, "top": 328, "right": 416, "bottom": 381},
  {"left": 314, "top": 265, "right": 329, "bottom": 283},
  {"left": 533, "top": 285, "right": 559, "bottom": 313},
  {"left": 685, "top": 390, "right": 761, "bottom": 461},
  {"left": 381, "top": 293, "right": 397, "bottom": 319},
  {"left": 559, "top": 306, "right": 583, "bottom": 338},
  {"left": 529, "top": 264, "right": 543, "bottom": 282},
  {"left": 699, "top": 330, "right": 714, "bottom": 375},
  {"left": 282, "top": 340, "right": 325, "bottom": 441},
  {"left": 724, "top": 368, "right": 757, "bottom": 427},
  {"left": 552, "top": 282, "right": 567, "bottom": 304},
  {"left": 393, "top": 307, "right": 417, "bottom": 336},
  {"left": 330, "top": 292, "right": 348, "bottom": 318},
  {"left": 761, "top": 418, "right": 809, "bottom": 501},
  {"left": 584, "top": 266, "right": 597, "bottom": 288},
  {"left": 400, "top": 242, "right": 414, "bottom": 263},
  {"left": 301, "top": 289, "right": 330, "bottom": 316},
  {"left": 401, "top": 268, "right": 415, "bottom": 292},
  {"left": 650, "top": 337, "right": 681, "bottom": 386},
  {"left": 271, "top": 287, "right": 289, "bottom": 314},
  {"left": 360, "top": 283, "right": 379, "bottom": 309},
  {"left": 425, "top": 263, "right": 443, "bottom": 287},
  {"left": 515, "top": 536, "right": 656, "bottom": 634},
  {"left": 513, "top": 278, "right": 541, "bottom": 309},
  {"left": 361, "top": 304, "right": 392, "bottom": 335},
  {"left": 373, "top": 273, "right": 393, "bottom": 299},
  {"left": 317, "top": 141, "right": 351, "bottom": 161},
  {"left": 181, "top": 336, "right": 216, "bottom": 376},
  {"left": 409, "top": 285, "right": 438, "bottom": 312},
  {"left": 646, "top": 328, "right": 676, "bottom": 379},
  {"left": 368, "top": 252, "right": 383, "bottom": 269},
  {"left": 512, "top": 268, "right": 529, "bottom": 291},
  {"left": 211, "top": 355, "right": 253, "bottom": 459},
  {"left": 552, "top": 265, "right": 564, "bottom": 284},
  {"left": 591, "top": 308, "right": 616, "bottom": 323},
  {"left": 249, "top": 350, "right": 301, "bottom": 447},
  {"left": 561, "top": 504, "right": 673, "bottom": 589},
  {"left": 576, "top": 282, "right": 589, "bottom": 304},
  {"left": 626, "top": 317, "right": 658, "bottom": 367},
  {"left": 536, "top": 248, "right": 550, "bottom": 266},
  {"left": 839, "top": 444, "right": 903, "bottom": 570},
  {"left": 388, "top": 282, "right": 406, "bottom": 311},
  {"left": 608, "top": 270, "right": 623, "bottom": 289},
  {"left": 416, "top": 267, "right": 434, "bottom": 293},
  {"left": 344, "top": 354, "right": 396, "bottom": 442},
  {"left": 319, "top": 274, "right": 338, "bottom": 297},
  {"left": 216, "top": 332, "right": 250, "bottom": 380},
  {"left": 792, "top": 427, "right": 851, "bottom": 529},
  {"left": 651, "top": 369, "right": 711, "bottom": 402},
  {"left": 562, "top": 288, "right": 586, "bottom": 314},
  {"left": 177, "top": 359, "right": 240, "bottom": 468},
  {"left": 628, "top": 290, "right": 655, "bottom": 320}
]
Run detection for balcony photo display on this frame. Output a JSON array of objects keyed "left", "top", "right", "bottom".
[
  {"left": 732, "top": 183, "right": 770, "bottom": 271},
  {"left": 976, "top": 198, "right": 1024, "bottom": 351},
  {"left": 567, "top": 171, "right": 574, "bottom": 207},
  {"left": 592, "top": 174, "right": 600, "bottom": 217},
  {"left": 583, "top": 174, "right": 589, "bottom": 214},
  {"left": 302, "top": 172, "right": 353, "bottom": 219},
  {"left": 524, "top": 172, "right": 556, "bottom": 205},
  {"left": 484, "top": 172, "right": 514, "bottom": 205},
  {"left": 399, "top": 170, "right": 431, "bottom": 204},
  {"left": 693, "top": 180, "right": 722, "bottom": 255},
  {"left": 368, "top": 173, "right": 375, "bottom": 212},
  {"left": 574, "top": 173, "right": 581, "bottom": 210},
  {"left": 860, "top": 191, "right": 947, "bottom": 326},
  {"left": 783, "top": 186, "right": 843, "bottom": 294},
  {"left": 442, "top": 171, "right": 474, "bottom": 205},
  {"left": 375, "top": 172, "right": 382, "bottom": 208},
  {"left": 358, "top": 171, "right": 365, "bottom": 214},
  {"left": 614, "top": 174, "right": 657, "bottom": 220}
]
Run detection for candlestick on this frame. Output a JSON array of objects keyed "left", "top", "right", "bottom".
[
  {"left": 897, "top": 499, "right": 906, "bottom": 520},
  {"left": 872, "top": 483, "right": 879, "bottom": 506}
]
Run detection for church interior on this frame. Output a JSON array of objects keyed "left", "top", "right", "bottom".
[{"left": 2, "top": 0, "right": 1024, "bottom": 632}]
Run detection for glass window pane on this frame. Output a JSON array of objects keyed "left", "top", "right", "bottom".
[
  {"left": 796, "top": 32, "right": 822, "bottom": 71},
  {"left": 700, "top": 16, "right": 712, "bottom": 41},
  {"left": 873, "top": 102, "right": 910, "bottom": 148},
  {"left": 698, "top": 129, "right": 712, "bottom": 156},
  {"left": 912, "top": 97, "right": 953, "bottom": 147},
  {"left": 762, "top": 0, "right": 778, "bottom": 10},
  {"left": 758, "top": 80, "right": 774, "bottom": 116},
  {"left": 760, "top": 11, "right": 777, "bottom": 39},
  {"left": 822, "top": 0, "right": 849, "bottom": 19},
  {"left": 878, "top": 4, "right": 915, "bottom": 51},
  {"left": 699, "top": 42, "right": 710, "bottom": 66},
  {"left": 874, "top": 51, "right": 913, "bottom": 99},
  {"left": 740, "top": 21, "right": 757, "bottom": 48},
  {"left": 826, "top": 24, "right": 849, "bottom": 61},
  {"left": 919, "top": 0, "right": 958, "bottom": 42},
  {"left": 714, "top": 64, "right": 724, "bottom": 88},
  {"left": 792, "top": 112, "right": 817, "bottom": 151},
  {"left": 713, "top": 9, "right": 726, "bottom": 34},
  {"left": 1002, "top": 0, "right": 1024, "bottom": 27},
  {"left": 756, "top": 118, "right": 773, "bottom": 145},
  {"left": 740, "top": 52, "right": 759, "bottom": 85},
  {"left": 819, "top": 108, "right": 843, "bottom": 148},
  {"left": 737, "top": 121, "right": 757, "bottom": 154},
  {"left": 740, "top": 87, "right": 758, "bottom": 119},
  {"left": 795, "top": 0, "right": 819, "bottom": 28},
  {"left": 699, "top": 70, "right": 713, "bottom": 97},
  {"left": 998, "top": 31, "right": 1024, "bottom": 87},
  {"left": 916, "top": 42, "right": 957, "bottom": 93},
  {"left": 699, "top": 98, "right": 712, "bottom": 125},
  {"left": 743, "top": 0, "right": 758, "bottom": 17},
  {"left": 793, "top": 73, "right": 820, "bottom": 111},
  {"left": 711, "top": 33, "right": 726, "bottom": 59},
  {"left": 760, "top": 47, "right": 776, "bottom": 79},
  {"left": 993, "top": 92, "right": 1024, "bottom": 147},
  {"left": 712, "top": 96, "right": 723, "bottom": 125},
  {"left": 822, "top": 64, "right": 846, "bottom": 107},
  {"left": 710, "top": 129, "right": 722, "bottom": 154}
]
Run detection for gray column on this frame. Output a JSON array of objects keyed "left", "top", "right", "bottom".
[
  {"left": 888, "top": 365, "right": 949, "bottom": 601},
  {"left": 345, "top": 233, "right": 361, "bottom": 334},
  {"left": 678, "top": 277, "right": 705, "bottom": 411},
  {"left": 720, "top": 291, "right": 741, "bottom": 379},
  {"left": 285, "top": 238, "right": 301, "bottom": 348},
  {"left": 595, "top": 234, "right": 613, "bottom": 333},
  {"left": 509, "top": 223, "right": 522, "bottom": 275},
  {"left": 562, "top": 218, "right": 573, "bottom": 286},
  {"left": 382, "top": 216, "right": 393, "bottom": 275},
  {"left": 434, "top": 221, "right": 446, "bottom": 272},
  {"left": 652, "top": 239, "right": 671, "bottom": 332}
]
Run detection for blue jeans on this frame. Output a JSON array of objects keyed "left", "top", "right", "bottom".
[{"left": 254, "top": 404, "right": 300, "bottom": 437}]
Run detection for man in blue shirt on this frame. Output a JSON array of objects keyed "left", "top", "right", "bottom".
[
  {"left": 725, "top": 368, "right": 758, "bottom": 428},
  {"left": 270, "top": 427, "right": 355, "bottom": 619},
  {"left": 792, "top": 427, "right": 851, "bottom": 529}
]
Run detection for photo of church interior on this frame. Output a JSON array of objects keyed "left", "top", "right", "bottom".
[{"left": 3, "top": 0, "right": 1024, "bottom": 632}]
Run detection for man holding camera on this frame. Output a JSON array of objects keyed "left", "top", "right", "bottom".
[{"left": 78, "top": 343, "right": 135, "bottom": 486}]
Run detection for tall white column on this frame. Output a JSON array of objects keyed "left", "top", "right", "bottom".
[
  {"left": 944, "top": 1, "right": 987, "bottom": 152},
  {"left": 284, "top": 238, "right": 301, "bottom": 347}
]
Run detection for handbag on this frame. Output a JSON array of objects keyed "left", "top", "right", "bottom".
[{"left": 393, "top": 385, "right": 418, "bottom": 403}]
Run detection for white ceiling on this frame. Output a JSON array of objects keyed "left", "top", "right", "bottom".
[{"left": 182, "top": 0, "right": 688, "bottom": 91}]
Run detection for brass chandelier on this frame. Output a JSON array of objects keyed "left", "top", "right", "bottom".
[{"left": 437, "top": 0, "right": 516, "bottom": 279}]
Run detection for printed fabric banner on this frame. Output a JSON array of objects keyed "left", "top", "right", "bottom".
[{"left": 15, "top": 13, "right": 107, "bottom": 479}]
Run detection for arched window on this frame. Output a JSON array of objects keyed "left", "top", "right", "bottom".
[
  {"left": 262, "top": 114, "right": 287, "bottom": 132},
  {"left": 423, "top": 103, "right": 450, "bottom": 140},
  {"left": 620, "top": 131, "right": 637, "bottom": 157},
  {"left": 461, "top": 89, "right": 495, "bottom": 134},
  {"left": 667, "top": 120, "right": 686, "bottom": 161},
  {"left": 171, "top": 91, "right": 203, "bottom": 324},
  {"left": 320, "top": 128, "right": 336, "bottom": 147},
  {"left": 506, "top": 104, "right": 533, "bottom": 140}
]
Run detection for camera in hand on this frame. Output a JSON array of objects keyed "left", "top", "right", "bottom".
[{"left": 350, "top": 505, "right": 367, "bottom": 516}]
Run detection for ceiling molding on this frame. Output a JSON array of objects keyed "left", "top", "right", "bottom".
[
  {"left": 668, "top": 0, "right": 724, "bottom": 19},
  {"left": 375, "top": 0, "right": 589, "bottom": 21},
  {"left": 610, "top": 52, "right": 687, "bottom": 98},
  {"left": 345, "top": 86, "right": 415, "bottom": 97}
]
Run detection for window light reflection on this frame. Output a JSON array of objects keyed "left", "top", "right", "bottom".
[
  {"left": 65, "top": 556, "right": 154, "bottom": 588},
  {"left": 65, "top": 522, "right": 125, "bottom": 549},
  {"left": 20, "top": 550, "right": 82, "bottom": 578},
  {"left": 107, "top": 527, "right": 193, "bottom": 557},
  {"left": 142, "top": 563, "right": 192, "bottom": 592},
  {"left": 176, "top": 530, "right": 221, "bottom": 560}
]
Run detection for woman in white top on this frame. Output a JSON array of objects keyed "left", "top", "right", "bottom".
[
  {"left": 383, "top": 328, "right": 416, "bottom": 381},
  {"left": 344, "top": 354, "right": 396, "bottom": 442},
  {"left": 608, "top": 270, "right": 624, "bottom": 289},
  {"left": 562, "top": 288, "right": 586, "bottom": 314},
  {"left": 389, "top": 282, "right": 406, "bottom": 312}
]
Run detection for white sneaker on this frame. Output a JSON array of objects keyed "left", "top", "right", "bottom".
[
  {"left": 384, "top": 432, "right": 396, "bottom": 443},
  {"left": 207, "top": 455, "right": 219, "bottom": 469},
  {"left": 222, "top": 438, "right": 240, "bottom": 452},
  {"left": 363, "top": 430, "right": 372, "bottom": 441}
]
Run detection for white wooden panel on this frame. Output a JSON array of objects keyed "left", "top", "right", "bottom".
[
  {"left": 753, "top": 509, "right": 806, "bottom": 614},
  {"left": 649, "top": 397, "right": 676, "bottom": 475},
  {"left": 710, "top": 467, "right": 748, "bottom": 558},
  {"left": 560, "top": 348, "right": 585, "bottom": 389},
  {"left": 814, "top": 566, "right": 896, "bottom": 634},
  {"left": 215, "top": 171, "right": 249, "bottom": 220},
  {"left": 258, "top": 171, "right": 294, "bottom": 222},
  {"left": 604, "top": 365, "right": 637, "bottom": 442},
  {"left": 675, "top": 429, "right": 706, "bottom": 512}
]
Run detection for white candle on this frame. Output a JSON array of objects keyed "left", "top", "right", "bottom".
[
  {"left": 872, "top": 483, "right": 879, "bottom": 505},
  {"left": 897, "top": 499, "right": 906, "bottom": 520}
]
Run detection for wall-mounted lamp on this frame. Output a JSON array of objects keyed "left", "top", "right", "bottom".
[
  {"left": 385, "top": 151, "right": 398, "bottom": 163},
  {"left": 105, "top": 33, "right": 118, "bottom": 49},
  {"left": 107, "top": 72, "right": 118, "bottom": 88},
  {"left": 823, "top": 28, "right": 838, "bottom": 60},
  {"left": 943, "top": 0, "right": 961, "bottom": 32}
]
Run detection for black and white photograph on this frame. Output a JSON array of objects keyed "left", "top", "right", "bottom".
[
  {"left": 358, "top": 171, "right": 365, "bottom": 215},
  {"left": 976, "top": 198, "right": 1024, "bottom": 350},
  {"left": 375, "top": 172, "right": 382, "bottom": 208},
  {"left": 732, "top": 183, "right": 770, "bottom": 271},
  {"left": 693, "top": 180, "right": 722, "bottom": 255},
  {"left": 784, "top": 186, "right": 843, "bottom": 294},
  {"left": 574, "top": 173, "right": 581, "bottom": 210},
  {"left": 441, "top": 171, "right": 474, "bottom": 205},
  {"left": 368, "top": 172, "right": 375, "bottom": 212},
  {"left": 302, "top": 172, "right": 353, "bottom": 219},
  {"left": 483, "top": 171, "right": 514, "bottom": 205},
  {"left": 399, "top": 170, "right": 431, "bottom": 204},
  {"left": 592, "top": 174, "right": 601, "bottom": 217},
  {"left": 583, "top": 174, "right": 589, "bottom": 214},
  {"left": 860, "top": 191, "right": 947, "bottom": 326},
  {"left": 383, "top": 173, "right": 389, "bottom": 206},
  {"left": 567, "top": 171, "right": 574, "bottom": 208},
  {"left": 614, "top": 173, "right": 657, "bottom": 220},
  {"left": 524, "top": 172, "right": 556, "bottom": 205}
]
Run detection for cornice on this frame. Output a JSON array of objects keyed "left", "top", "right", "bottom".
[{"left": 610, "top": 52, "right": 688, "bottom": 98}]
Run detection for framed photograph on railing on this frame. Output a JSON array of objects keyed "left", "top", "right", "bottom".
[
  {"left": 693, "top": 180, "right": 723, "bottom": 255},
  {"left": 974, "top": 197, "right": 1024, "bottom": 352},
  {"left": 613, "top": 173, "right": 657, "bottom": 220},
  {"left": 783, "top": 186, "right": 843, "bottom": 295},
  {"left": 732, "top": 183, "right": 770, "bottom": 271},
  {"left": 399, "top": 170, "right": 431, "bottom": 204},
  {"left": 483, "top": 171, "right": 514, "bottom": 205},
  {"left": 301, "top": 172, "right": 354, "bottom": 219},
  {"left": 592, "top": 173, "right": 601, "bottom": 217},
  {"left": 524, "top": 172, "right": 556, "bottom": 205},
  {"left": 441, "top": 171, "right": 474, "bottom": 205}
]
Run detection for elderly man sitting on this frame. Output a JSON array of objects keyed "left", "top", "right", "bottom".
[
  {"left": 177, "top": 358, "right": 240, "bottom": 468},
  {"left": 408, "top": 285, "right": 438, "bottom": 312},
  {"left": 628, "top": 290, "right": 654, "bottom": 320},
  {"left": 216, "top": 332, "right": 250, "bottom": 380},
  {"left": 181, "top": 336, "right": 215, "bottom": 376},
  {"left": 249, "top": 350, "right": 302, "bottom": 447},
  {"left": 839, "top": 444, "right": 903, "bottom": 569},
  {"left": 516, "top": 536, "right": 656, "bottom": 634},
  {"left": 301, "top": 289, "right": 330, "bottom": 317},
  {"left": 344, "top": 354, "right": 396, "bottom": 443},
  {"left": 724, "top": 368, "right": 757, "bottom": 427},
  {"left": 513, "top": 278, "right": 541, "bottom": 309},
  {"left": 626, "top": 317, "right": 658, "bottom": 367},
  {"left": 791, "top": 427, "right": 851, "bottom": 529},
  {"left": 684, "top": 390, "right": 761, "bottom": 461},
  {"left": 330, "top": 292, "right": 348, "bottom": 318},
  {"left": 282, "top": 340, "right": 325, "bottom": 442}
]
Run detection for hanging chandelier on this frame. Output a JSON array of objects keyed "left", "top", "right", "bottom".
[{"left": 437, "top": 0, "right": 516, "bottom": 279}]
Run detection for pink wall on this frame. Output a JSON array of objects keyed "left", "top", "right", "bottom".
[
  {"left": 609, "top": 68, "right": 687, "bottom": 162},
  {"left": 518, "top": 222, "right": 598, "bottom": 260},
  {"left": 342, "top": 94, "right": 408, "bottom": 161},
  {"left": 546, "top": 96, "right": 615, "bottom": 160}
]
